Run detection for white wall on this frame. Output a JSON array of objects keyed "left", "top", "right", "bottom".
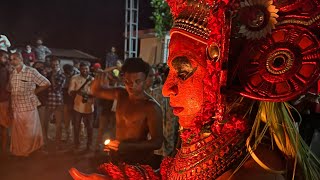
[
  {"left": 139, "top": 37, "right": 163, "bottom": 65},
  {"left": 60, "top": 59, "right": 74, "bottom": 68}
]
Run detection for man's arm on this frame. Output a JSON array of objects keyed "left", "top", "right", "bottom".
[
  {"left": 68, "top": 76, "right": 77, "bottom": 95},
  {"left": 45, "top": 46, "right": 52, "bottom": 56},
  {"left": 89, "top": 72, "right": 119, "bottom": 100},
  {"left": 112, "top": 101, "right": 163, "bottom": 152},
  {"left": 53, "top": 74, "right": 66, "bottom": 92},
  {"left": 35, "top": 84, "right": 50, "bottom": 95},
  {"left": 104, "top": 66, "right": 118, "bottom": 72},
  {"left": 32, "top": 68, "right": 51, "bottom": 94}
]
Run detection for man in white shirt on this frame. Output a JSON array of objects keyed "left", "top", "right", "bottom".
[{"left": 68, "top": 62, "right": 94, "bottom": 150}]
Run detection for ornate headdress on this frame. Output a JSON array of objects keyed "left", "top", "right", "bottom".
[
  {"left": 165, "top": 0, "right": 320, "bottom": 179},
  {"left": 168, "top": 0, "right": 320, "bottom": 101},
  {"left": 166, "top": 0, "right": 320, "bottom": 133}
]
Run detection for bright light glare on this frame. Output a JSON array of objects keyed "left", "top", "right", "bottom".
[{"left": 104, "top": 139, "right": 111, "bottom": 145}]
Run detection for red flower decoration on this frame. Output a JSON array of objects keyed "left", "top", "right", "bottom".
[
  {"left": 166, "top": 0, "right": 187, "bottom": 17},
  {"left": 99, "top": 162, "right": 159, "bottom": 180},
  {"left": 160, "top": 157, "right": 174, "bottom": 180}
]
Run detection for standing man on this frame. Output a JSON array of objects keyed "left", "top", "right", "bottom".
[
  {"left": 46, "top": 57, "right": 66, "bottom": 150},
  {"left": 90, "top": 58, "right": 163, "bottom": 168},
  {"left": 68, "top": 62, "right": 94, "bottom": 151},
  {"left": 21, "top": 44, "right": 36, "bottom": 66},
  {"left": 105, "top": 46, "right": 118, "bottom": 69},
  {"left": 34, "top": 38, "right": 51, "bottom": 62},
  {"left": 0, "top": 50, "right": 11, "bottom": 155},
  {"left": 63, "top": 64, "right": 79, "bottom": 142},
  {"left": 9, "top": 52, "right": 50, "bottom": 157}
]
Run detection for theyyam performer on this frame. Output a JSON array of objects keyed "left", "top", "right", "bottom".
[{"left": 70, "top": 0, "right": 320, "bottom": 179}]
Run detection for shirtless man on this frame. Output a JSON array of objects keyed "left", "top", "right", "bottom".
[{"left": 90, "top": 57, "right": 163, "bottom": 168}]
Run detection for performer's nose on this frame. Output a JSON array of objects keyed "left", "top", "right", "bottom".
[{"left": 163, "top": 77, "right": 178, "bottom": 97}]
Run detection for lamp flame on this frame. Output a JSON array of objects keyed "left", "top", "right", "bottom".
[{"left": 104, "top": 139, "right": 110, "bottom": 145}]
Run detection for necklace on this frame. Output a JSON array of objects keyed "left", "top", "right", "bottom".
[{"left": 167, "top": 131, "right": 247, "bottom": 179}]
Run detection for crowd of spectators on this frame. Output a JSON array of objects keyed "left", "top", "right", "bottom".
[{"left": 0, "top": 34, "right": 178, "bottom": 160}]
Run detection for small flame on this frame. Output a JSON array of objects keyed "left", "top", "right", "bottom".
[{"left": 104, "top": 139, "right": 110, "bottom": 145}]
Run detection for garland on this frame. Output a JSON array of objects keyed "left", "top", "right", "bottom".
[
  {"left": 160, "top": 116, "right": 247, "bottom": 179},
  {"left": 99, "top": 163, "right": 159, "bottom": 180}
]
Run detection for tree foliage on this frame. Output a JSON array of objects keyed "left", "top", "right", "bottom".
[{"left": 150, "top": 0, "right": 173, "bottom": 38}]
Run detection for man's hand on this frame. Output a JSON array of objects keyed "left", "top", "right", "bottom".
[
  {"left": 69, "top": 90, "right": 77, "bottom": 98},
  {"left": 34, "top": 84, "right": 50, "bottom": 95},
  {"left": 69, "top": 168, "right": 111, "bottom": 180},
  {"left": 103, "top": 140, "right": 120, "bottom": 152},
  {"left": 90, "top": 72, "right": 109, "bottom": 94}
]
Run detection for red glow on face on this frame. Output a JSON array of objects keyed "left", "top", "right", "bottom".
[
  {"left": 163, "top": 33, "right": 208, "bottom": 128},
  {"left": 124, "top": 72, "right": 147, "bottom": 95}
]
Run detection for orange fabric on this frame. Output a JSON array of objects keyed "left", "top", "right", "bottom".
[{"left": 0, "top": 101, "right": 11, "bottom": 128}]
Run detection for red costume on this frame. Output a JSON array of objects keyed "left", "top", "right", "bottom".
[{"left": 70, "top": 0, "right": 320, "bottom": 179}]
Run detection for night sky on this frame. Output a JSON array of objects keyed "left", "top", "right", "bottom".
[{"left": 0, "top": 0, "right": 154, "bottom": 59}]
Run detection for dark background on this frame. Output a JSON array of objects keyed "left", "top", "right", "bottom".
[{"left": 0, "top": 0, "right": 154, "bottom": 59}]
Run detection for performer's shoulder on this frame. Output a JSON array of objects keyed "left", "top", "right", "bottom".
[{"left": 219, "top": 145, "right": 286, "bottom": 180}]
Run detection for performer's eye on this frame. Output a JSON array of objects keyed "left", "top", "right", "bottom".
[
  {"left": 178, "top": 67, "right": 197, "bottom": 80},
  {"left": 172, "top": 56, "right": 196, "bottom": 81}
]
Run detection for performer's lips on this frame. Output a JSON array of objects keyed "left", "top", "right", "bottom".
[{"left": 172, "top": 107, "right": 184, "bottom": 115}]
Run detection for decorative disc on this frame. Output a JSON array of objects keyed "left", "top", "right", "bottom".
[{"left": 237, "top": 25, "right": 320, "bottom": 101}]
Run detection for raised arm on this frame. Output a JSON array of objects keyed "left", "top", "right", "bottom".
[
  {"left": 89, "top": 72, "right": 119, "bottom": 100},
  {"left": 104, "top": 66, "right": 118, "bottom": 72}
]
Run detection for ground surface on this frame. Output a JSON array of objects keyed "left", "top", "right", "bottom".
[{"left": 0, "top": 123, "right": 110, "bottom": 180}]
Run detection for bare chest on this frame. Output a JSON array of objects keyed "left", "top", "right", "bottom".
[{"left": 116, "top": 100, "right": 148, "bottom": 128}]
